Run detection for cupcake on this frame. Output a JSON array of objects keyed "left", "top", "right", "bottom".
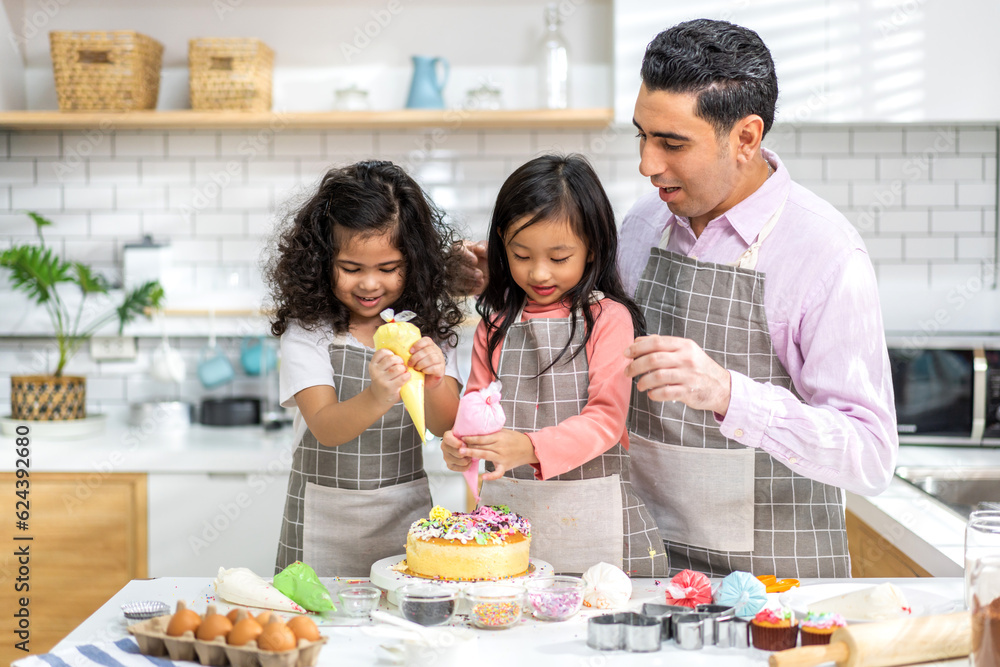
[
  {"left": 799, "top": 611, "right": 846, "bottom": 645},
  {"left": 750, "top": 608, "right": 799, "bottom": 651}
]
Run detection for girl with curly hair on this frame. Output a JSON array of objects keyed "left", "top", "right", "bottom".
[{"left": 267, "top": 160, "right": 464, "bottom": 576}]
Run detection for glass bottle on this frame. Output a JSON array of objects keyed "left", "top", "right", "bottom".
[{"left": 540, "top": 3, "right": 569, "bottom": 109}]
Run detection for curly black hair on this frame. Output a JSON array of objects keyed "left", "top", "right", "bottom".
[
  {"left": 641, "top": 19, "right": 778, "bottom": 138},
  {"left": 265, "top": 161, "right": 464, "bottom": 346}
]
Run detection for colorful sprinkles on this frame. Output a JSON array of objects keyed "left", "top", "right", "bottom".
[
  {"left": 410, "top": 505, "right": 531, "bottom": 545},
  {"left": 471, "top": 601, "right": 521, "bottom": 628}
]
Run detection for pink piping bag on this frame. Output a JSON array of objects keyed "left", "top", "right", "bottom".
[{"left": 451, "top": 381, "right": 505, "bottom": 504}]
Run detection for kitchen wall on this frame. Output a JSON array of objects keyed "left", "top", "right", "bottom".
[{"left": 0, "top": 121, "right": 997, "bottom": 411}]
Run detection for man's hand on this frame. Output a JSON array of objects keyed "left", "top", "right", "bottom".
[
  {"left": 624, "top": 335, "right": 733, "bottom": 416},
  {"left": 449, "top": 240, "right": 488, "bottom": 296}
]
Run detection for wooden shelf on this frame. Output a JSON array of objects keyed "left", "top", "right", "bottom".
[{"left": 0, "top": 108, "right": 614, "bottom": 131}]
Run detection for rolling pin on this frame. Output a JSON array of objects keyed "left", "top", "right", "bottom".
[{"left": 769, "top": 612, "right": 971, "bottom": 667}]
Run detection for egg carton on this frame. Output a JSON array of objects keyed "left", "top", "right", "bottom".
[{"left": 127, "top": 601, "right": 327, "bottom": 667}]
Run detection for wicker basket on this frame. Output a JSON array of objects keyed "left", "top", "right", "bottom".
[
  {"left": 50, "top": 31, "right": 163, "bottom": 112},
  {"left": 11, "top": 375, "right": 86, "bottom": 421},
  {"left": 189, "top": 38, "right": 273, "bottom": 112}
]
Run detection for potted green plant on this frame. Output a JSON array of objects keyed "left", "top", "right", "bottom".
[{"left": 1, "top": 212, "right": 165, "bottom": 420}]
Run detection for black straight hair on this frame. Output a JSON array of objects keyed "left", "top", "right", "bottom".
[
  {"left": 477, "top": 154, "right": 645, "bottom": 378},
  {"left": 641, "top": 18, "right": 778, "bottom": 138}
]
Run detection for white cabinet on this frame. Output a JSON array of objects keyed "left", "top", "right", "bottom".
[
  {"left": 148, "top": 471, "right": 289, "bottom": 577},
  {"left": 613, "top": 0, "right": 1000, "bottom": 123}
]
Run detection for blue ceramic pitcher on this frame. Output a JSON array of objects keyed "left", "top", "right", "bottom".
[{"left": 405, "top": 56, "right": 449, "bottom": 109}]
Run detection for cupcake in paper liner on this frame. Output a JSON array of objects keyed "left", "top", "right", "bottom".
[
  {"left": 750, "top": 607, "right": 799, "bottom": 651},
  {"left": 714, "top": 571, "right": 767, "bottom": 618},
  {"left": 799, "top": 611, "right": 846, "bottom": 645}
]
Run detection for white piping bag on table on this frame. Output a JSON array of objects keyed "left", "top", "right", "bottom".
[
  {"left": 374, "top": 309, "right": 426, "bottom": 442},
  {"left": 452, "top": 381, "right": 505, "bottom": 503}
]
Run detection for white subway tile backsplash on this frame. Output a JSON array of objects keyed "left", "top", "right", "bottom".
[
  {"left": 779, "top": 157, "right": 823, "bottom": 181},
  {"left": 904, "top": 128, "right": 957, "bottom": 156},
  {"left": 454, "top": 158, "right": 508, "bottom": 182},
  {"left": 298, "top": 160, "right": 334, "bottom": 183},
  {"left": 142, "top": 161, "right": 194, "bottom": 183},
  {"left": 12, "top": 186, "right": 61, "bottom": 211},
  {"left": 0, "top": 213, "right": 40, "bottom": 235},
  {"left": 168, "top": 185, "right": 215, "bottom": 212},
  {"left": 877, "top": 261, "right": 930, "bottom": 287},
  {"left": 114, "top": 133, "right": 166, "bottom": 158},
  {"left": 64, "top": 186, "right": 114, "bottom": 210},
  {"left": 89, "top": 160, "right": 141, "bottom": 185},
  {"left": 904, "top": 182, "right": 955, "bottom": 207},
  {"left": 117, "top": 186, "right": 168, "bottom": 210},
  {"left": 143, "top": 213, "right": 194, "bottom": 238},
  {"left": 827, "top": 157, "right": 877, "bottom": 181},
  {"left": 43, "top": 213, "right": 89, "bottom": 236},
  {"left": 60, "top": 130, "right": 113, "bottom": 159},
  {"left": 862, "top": 235, "right": 903, "bottom": 262},
  {"left": 483, "top": 132, "right": 533, "bottom": 156},
  {"left": 62, "top": 239, "right": 116, "bottom": 264},
  {"left": 0, "top": 161, "right": 35, "bottom": 183},
  {"left": 933, "top": 156, "right": 984, "bottom": 181},
  {"left": 10, "top": 133, "right": 60, "bottom": 157},
  {"left": 798, "top": 181, "right": 850, "bottom": 207},
  {"left": 852, "top": 128, "right": 904, "bottom": 154},
  {"left": 534, "top": 131, "right": 593, "bottom": 155},
  {"left": 931, "top": 210, "right": 983, "bottom": 234},
  {"left": 957, "top": 236, "right": 996, "bottom": 261},
  {"left": 325, "top": 133, "right": 377, "bottom": 157},
  {"left": 852, "top": 183, "right": 899, "bottom": 209},
  {"left": 173, "top": 238, "right": 220, "bottom": 262},
  {"left": 272, "top": 133, "right": 324, "bottom": 157},
  {"left": 220, "top": 185, "right": 272, "bottom": 211},
  {"left": 798, "top": 129, "right": 850, "bottom": 155},
  {"left": 90, "top": 213, "right": 142, "bottom": 238},
  {"left": 195, "top": 212, "right": 245, "bottom": 236},
  {"left": 220, "top": 132, "right": 274, "bottom": 157},
  {"left": 879, "top": 156, "right": 928, "bottom": 181},
  {"left": 195, "top": 160, "right": 248, "bottom": 186},
  {"left": 957, "top": 128, "right": 998, "bottom": 154},
  {"left": 905, "top": 236, "right": 956, "bottom": 261},
  {"left": 36, "top": 159, "right": 86, "bottom": 184},
  {"left": 958, "top": 183, "right": 996, "bottom": 207},
  {"left": 221, "top": 238, "right": 264, "bottom": 263},
  {"left": 879, "top": 210, "right": 929, "bottom": 234},
  {"left": 0, "top": 186, "right": 9, "bottom": 211},
  {"left": 167, "top": 133, "right": 219, "bottom": 157},
  {"left": 930, "top": 262, "right": 991, "bottom": 288},
  {"left": 412, "top": 160, "right": 453, "bottom": 185},
  {"left": 592, "top": 127, "right": 640, "bottom": 156},
  {"left": 248, "top": 212, "right": 279, "bottom": 236},
  {"left": 247, "top": 160, "right": 299, "bottom": 184}
]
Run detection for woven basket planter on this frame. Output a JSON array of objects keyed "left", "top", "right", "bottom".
[
  {"left": 189, "top": 38, "right": 274, "bottom": 111},
  {"left": 10, "top": 375, "right": 86, "bottom": 421},
  {"left": 50, "top": 31, "right": 163, "bottom": 111}
]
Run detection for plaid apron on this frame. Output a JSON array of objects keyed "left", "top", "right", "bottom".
[
  {"left": 628, "top": 204, "right": 851, "bottom": 578},
  {"left": 275, "top": 340, "right": 432, "bottom": 577},
  {"left": 479, "top": 302, "right": 669, "bottom": 577}
]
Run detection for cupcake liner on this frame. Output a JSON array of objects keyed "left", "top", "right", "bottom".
[
  {"left": 750, "top": 622, "right": 799, "bottom": 651},
  {"left": 800, "top": 627, "right": 835, "bottom": 646}
]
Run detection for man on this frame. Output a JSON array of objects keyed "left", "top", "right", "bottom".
[{"left": 620, "top": 19, "right": 897, "bottom": 577}]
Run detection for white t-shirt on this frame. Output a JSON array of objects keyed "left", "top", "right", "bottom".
[{"left": 279, "top": 320, "right": 463, "bottom": 409}]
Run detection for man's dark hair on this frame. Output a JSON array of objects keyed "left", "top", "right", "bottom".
[{"left": 641, "top": 19, "right": 778, "bottom": 138}]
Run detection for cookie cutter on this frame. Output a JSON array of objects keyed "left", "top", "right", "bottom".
[
  {"left": 672, "top": 613, "right": 704, "bottom": 650},
  {"left": 586, "top": 612, "right": 661, "bottom": 652},
  {"left": 695, "top": 604, "right": 736, "bottom": 645},
  {"left": 640, "top": 603, "right": 691, "bottom": 641}
]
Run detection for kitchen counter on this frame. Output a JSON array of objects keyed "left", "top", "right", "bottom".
[{"left": 46, "top": 576, "right": 969, "bottom": 666}]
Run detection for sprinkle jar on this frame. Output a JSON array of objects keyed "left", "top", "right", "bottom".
[
  {"left": 397, "top": 583, "right": 458, "bottom": 626},
  {"left": 523, "top": 575, "right": 585, "bottom": 621},
  {"left": 464, "top": 582, "right": 525, "bottom": 630}
]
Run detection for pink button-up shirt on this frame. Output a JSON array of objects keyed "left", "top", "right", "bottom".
[{"left": 618, "top": 148, "right": 898, "bottom": 496}]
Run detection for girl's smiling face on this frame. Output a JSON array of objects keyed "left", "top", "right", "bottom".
[
  {"left": 502, "top": 215, "right": 590, "bottom": 306},
  {"left": 332, "top": 227, "right": 405, "bottom": 327}
]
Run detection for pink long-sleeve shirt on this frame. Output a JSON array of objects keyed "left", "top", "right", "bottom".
[
  {"left": 617, "top": 148, "right": 898, "bottom": 497},
  {"left": 465, "top": 298, "right": 635, "bottom": 480}
]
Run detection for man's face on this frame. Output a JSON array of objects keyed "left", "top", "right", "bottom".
[{"left": 633, "top": 84, "right": 743, "bottom": 229}]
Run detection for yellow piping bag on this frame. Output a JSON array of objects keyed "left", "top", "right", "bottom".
[{"left": 374, "top": 308, "right": 425, "bottom": 442}]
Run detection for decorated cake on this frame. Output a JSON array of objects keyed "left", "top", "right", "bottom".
[{"left": 404, "top": 505, "right": 531, "bottom": 581}]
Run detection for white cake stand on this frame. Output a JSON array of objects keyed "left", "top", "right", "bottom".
[{"left": 369, "top": 555, "right": 554, "bottom": 605}]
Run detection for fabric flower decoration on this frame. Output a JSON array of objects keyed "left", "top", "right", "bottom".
[
  {"left": 714, "top": 570, "right": 768, "bottom": 618},
  {"left": 664, "top": 569, "right": 712, "bottom": 609},
  {"left": 582, "top": 562, "right": 632, "bottom": 610}
]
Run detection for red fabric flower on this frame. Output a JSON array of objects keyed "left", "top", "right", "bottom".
[{"left": 664, "top": 569, "right": 712, "bottom": 608}]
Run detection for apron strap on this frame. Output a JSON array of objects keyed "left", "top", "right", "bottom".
[{"left": 656, "top": 194, "right": 788, "bottom": 272}]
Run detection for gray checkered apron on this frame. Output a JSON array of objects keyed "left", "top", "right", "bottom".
[
  {"left": 627, "top": 207, "right": 850, "bottom": 579},
  {"left": 478, "top": 302, "right": 669, "bottom": 577},
  {"left": 275, "top": 341, "right": 432, "bottom": 577}
]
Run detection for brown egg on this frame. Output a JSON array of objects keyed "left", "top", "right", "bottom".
[
  {"left": 196, "top": 613, "right": 233, "bottom": 641},
  {"left": 227, "top": 617, "right": 263, "bottom": 646},
  {"left": 256, "top": 611, "right": 274, "bottom": 626},
  {"left": 166, "top": 608, "right": 201, "bottom": 637},
  {"left": 286, "top": 616, "right": 320, "bottom": 642},
  {"left": 225, "top": 608, "right": 242, "bottom": 624},
  {"left": 257, "top": 621, "right": 297, "bottom": 652}
]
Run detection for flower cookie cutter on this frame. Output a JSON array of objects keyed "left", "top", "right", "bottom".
[{"left": 586, "top": 612, "right": 660, "bottom": 652}]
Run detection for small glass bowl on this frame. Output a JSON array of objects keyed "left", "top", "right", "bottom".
[
  {"left": 524, "top": 575, "right": 585, "bottom": 621},
  {"left": 337, "top": 584, "right": 381, "bottom": 617},
  {"left": 396, "top": 583, "right": 458, "bottom": 627},
  {"left": 464, "top": 582, "right": 525, "bottom": 630}
]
